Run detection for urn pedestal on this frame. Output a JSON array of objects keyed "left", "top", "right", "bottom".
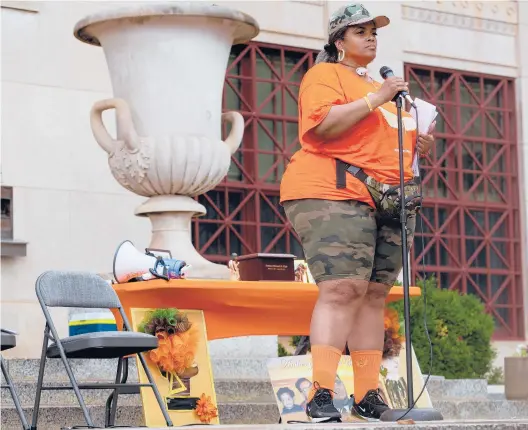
[{"left": 74, "top": 2, "right": 259, "bottom": 279}]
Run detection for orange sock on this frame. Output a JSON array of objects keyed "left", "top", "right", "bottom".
[
  {"left": 351, "top": 350, "right": 383, "bottom": 402},
  {"left": 308, "top": 345, "right": 342, "bottom": 401}
]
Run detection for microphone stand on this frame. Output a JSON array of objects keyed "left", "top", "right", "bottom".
[{"left": 380, "top": 95, "right": 443, "bottom": 422}]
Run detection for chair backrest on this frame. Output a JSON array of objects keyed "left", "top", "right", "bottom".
[{"left": 35, "top": 270, "right": 121, "bottom": 309}]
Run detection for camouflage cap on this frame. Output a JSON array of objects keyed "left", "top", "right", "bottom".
[{"left": 328, "top": 3, "right": 390, "bottom": 39}]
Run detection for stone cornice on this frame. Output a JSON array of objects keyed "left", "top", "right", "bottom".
[{"left": 402, "top": 4, "right": 517, "bottom": 36}]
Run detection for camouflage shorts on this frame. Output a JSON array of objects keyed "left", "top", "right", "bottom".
[{"left": 283, "top": 199, "right": 416, "bottom": 285}]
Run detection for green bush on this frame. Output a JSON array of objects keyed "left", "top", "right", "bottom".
[
  {"left": 485, "top": 365, "right": 504, "bottom": 385},
  {"left": 389, "top": 277, "right": 495, "bottom": 379},
  {"left": 278, "top": 343, "right": 290, "bottom": 357}
]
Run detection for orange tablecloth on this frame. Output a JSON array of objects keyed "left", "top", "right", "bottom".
[{"left": 112, "top": 279, "right": 420, "bottom": 340}]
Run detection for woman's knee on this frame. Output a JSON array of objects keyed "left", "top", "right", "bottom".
[
  {"left": 363, "top": 282, "right": 392, "bottom": 308},
  {"left": 318, "top": 278, "right": 369, "bottom": 306}
]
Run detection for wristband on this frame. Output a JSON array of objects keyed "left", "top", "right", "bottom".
[{"left": 363, "top": 95, "right": 373, "bottom": 112}]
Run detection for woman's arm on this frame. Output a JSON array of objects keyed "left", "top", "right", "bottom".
[
  {"left": 313, "top": 76, "right": 410, "bottom": 141},
  {"left": 312, "top": 95, "right": 381, "bottom": 140},
  {"left": 416, "top": 120, "right": 436, "bottom": 156}
]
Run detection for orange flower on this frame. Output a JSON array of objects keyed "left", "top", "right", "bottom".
[
  {"left": 384, "top": 308, "right": 404, "bottom": 341},
  {"left": 384, "top": 309, "right": 399, "bottom": 330},
  {"left": 195, "top": 393, "right": 218, "bottom": 424},
  {"left": 147, "top": 324, "right": 201, "bottom": 376},
  {"left": 384, "top": 316, "right": 391, "bottom": 330}
]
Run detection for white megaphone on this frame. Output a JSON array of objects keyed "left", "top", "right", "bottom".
[{"left": 112, "top": 240, "right": 191, "bottom": 283}]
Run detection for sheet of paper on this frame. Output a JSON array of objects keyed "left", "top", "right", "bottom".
[
  {"left": 411, "top": 97, "right": 438, "bottom": 134},
  {"left": 412, "top": 154, "right": 420, "bottom": 178},
  {"left": 410, "top": 97, "right": 438, "bottom": 177}
]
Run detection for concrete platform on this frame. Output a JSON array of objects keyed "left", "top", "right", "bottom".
[
  {"left": 74, "top": 420, "right": 528, "bottom": 430},
  {"left": 3, "top": 358, "right": 528, "bottom": 429}
]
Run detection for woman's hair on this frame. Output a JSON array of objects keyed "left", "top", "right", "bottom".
[{"left": 315, "top": 27, "right": 348, "bottom": 64}]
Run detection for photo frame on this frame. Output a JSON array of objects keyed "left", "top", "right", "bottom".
[
  {"left": 267, "top": 355, "right": 375, "bottom": 423},
  {"left": 131, "top": 308, "right": 219, "bottom": 426},
  {"left": 294, "top": 259, "right": 315, "bottom": 284},
  {"left": 267, "top": 346, "right": 433, "bottom": 424}
]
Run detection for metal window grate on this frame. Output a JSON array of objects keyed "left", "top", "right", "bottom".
[
  {"left": 192, "top": 42, "right": 317, "bottom": 263},
  {"left": 405, "top": 63, "right": 523, "bottom": 340}
]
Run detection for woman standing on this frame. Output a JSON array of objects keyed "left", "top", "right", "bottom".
[{"left": 280, "top": 3, "right": 434, "bottom": 423}]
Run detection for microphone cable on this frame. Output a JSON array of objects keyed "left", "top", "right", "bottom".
[{"left": 394, "top": 102, "right": 435, "bottom": 422}]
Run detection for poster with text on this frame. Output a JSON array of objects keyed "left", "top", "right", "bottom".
[
  {"left": 267, "top": 347, "right": 432, "bottom": 423},
  {"left": 131, "top": 308, "right": 219, "bottom": 427},
  {"left": 267, "top": 355, "right": 379, "bottom": 423},
  {"left": 380, "top": 343, "right": 433, "bottom": 410}
]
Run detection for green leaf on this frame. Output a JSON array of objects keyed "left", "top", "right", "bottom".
[{"left": 388, "top": 276, "right": 495, "bottom": 379}]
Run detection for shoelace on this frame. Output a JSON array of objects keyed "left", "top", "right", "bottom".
[
  {"left": 312, "top": 382, "right": 336, "bottom": 408},
  {"left": 364, "top": 389, "right": 387, "bottom": 406}
]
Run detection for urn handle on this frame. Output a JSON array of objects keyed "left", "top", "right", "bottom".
[
  {"left": 90, "top": 98, "right": 140, "bottom": 154},
  {"left": 221, "top": 111, "right": 245, "bottom": 155}
]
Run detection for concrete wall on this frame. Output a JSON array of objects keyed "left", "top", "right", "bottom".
[
  {"left": 1, "top": 1, "right": 527, "bottom": 370},
  {"left": 516, "top": 0, "right": 528, "bottom": 359},
  {"left": 2, "top": 1, "right": 149, "bottom": 357}
]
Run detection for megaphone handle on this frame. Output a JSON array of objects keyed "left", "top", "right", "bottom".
[{"left": 149, "top": 268, "right": 169, "bottom": 281}]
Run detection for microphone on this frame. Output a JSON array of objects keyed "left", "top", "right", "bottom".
[{"left": 379, "top": 66, "right": 416, "bottom": 108}]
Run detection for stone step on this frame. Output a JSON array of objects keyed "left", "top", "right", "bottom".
[
  {"left": 4, "top": 357, "right": 272, "bottom": 382},
  {"left": 53, "top": 421, "right": 528, "bottom": 430},
  {"left": 212, "top": 358, "right": 270, "bottom": 380},
  {"left": 4, "top": 358, "right": 138, "bottom": 384},
  {"left": 215, "top": 379, "right": 274, "bottom": 403},
  {"left": 426, "top": 379, "right": 488, "bottom": 400},
  {"left": 3, "top": 358, "right": 495, "bottom": 402},
  {"left": 487, "top": 385, "right": 506, "bottom": 400},
  {"left": 3, "top": 402, "right": 528, "bottom": 430},
  {"left": 1, "top": 379, "right": 275, "bottom": 406},
  {"left": 0, "top": 402, "right": 279, "bottom": 428},
  {"left": 1, "top": 381, "right": 140, "bottom": 407},
  {"left": 5, "top": 360, "right": 528, "bottom": 424},
  {"left": 432, "top": 399, "right": 528, "bottom": 420},
  {"left": 3, "top": 386, "right": 528, "bottom": 427}
]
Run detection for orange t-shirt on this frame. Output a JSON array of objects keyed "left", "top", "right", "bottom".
[{"left": 279, "top": 62, "right": 417, "bottom": 207}]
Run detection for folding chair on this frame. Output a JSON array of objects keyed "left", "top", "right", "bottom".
[
  {"left": 1, "top": 328, "right": 30, "bottom": 430},
  {"left": 31, "top": 270, "right": 173, "bottom": 429}
]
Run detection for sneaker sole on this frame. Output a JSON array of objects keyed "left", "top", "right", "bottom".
[
  {"left": 310, "top": 417, "right": 342, "bottom": 423},
  {"left": 351, "top": 410, "right": 381, "bottom": 422}
]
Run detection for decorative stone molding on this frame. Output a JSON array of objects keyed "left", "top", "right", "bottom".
[
  {"left": 402, "top": 4, "right": 517, "bottom": 36},
  {"left": 405, "top": 1, "right": 518, "bottom": 23}
]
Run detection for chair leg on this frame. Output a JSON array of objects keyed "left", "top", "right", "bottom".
[
  {"left": 137, "top": 352, "right": 173, "bottom": 427},
  {"left": 1, "top": 355, "right": 30, "bottom": 430},
  {"left": 104, "top": 392, "right": 115, "bottom": 428},
  {"left": 47, "top": 329, "right": 95, "bottom": 428},
  {"left": 31, "top": 327, "right": 50, "bottom": 430},
  {"left": 108, "top": 357, "right": 123, "bottom": 427}
]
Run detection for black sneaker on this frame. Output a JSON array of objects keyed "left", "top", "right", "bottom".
[
  {"left": 351, "top": 389, "right": 390, "bottom": 421},
  {"left": 306, "top": 383, "right": 342, "bottom": 423}
]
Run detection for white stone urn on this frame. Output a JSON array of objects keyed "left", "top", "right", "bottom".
[{"left": 74, "top": 2, "right": 259, "bottom": 279}]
